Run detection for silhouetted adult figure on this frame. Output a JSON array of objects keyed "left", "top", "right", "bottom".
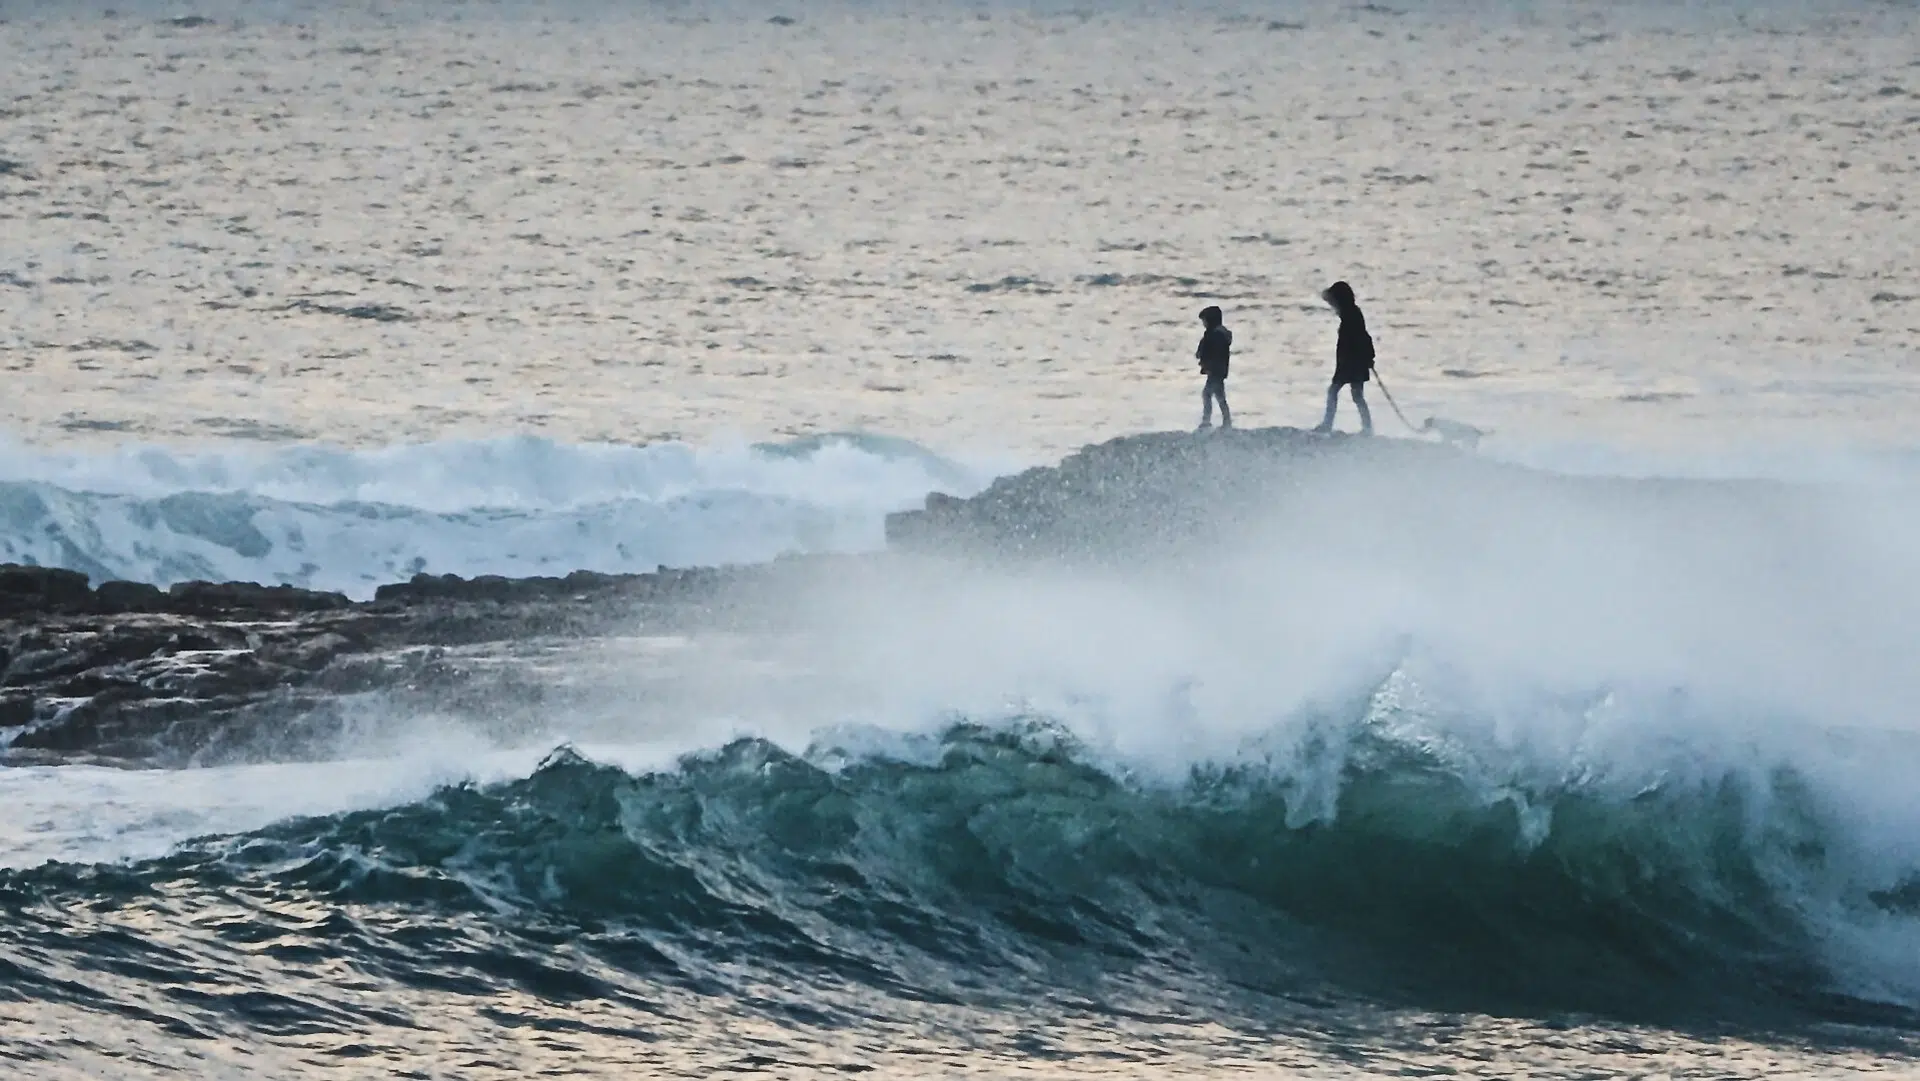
[
  {"left": 1313, "top": 281, "right": 1373, "bottom": 435},
  {"left": 1196, "top": 305, "right": 1232, "bottom": 430}
]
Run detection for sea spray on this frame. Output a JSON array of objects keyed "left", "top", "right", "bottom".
[
  {"left": 4, "top": 711, "right": 1913, "bottom": 1024},
  {"left": 0, "top": 434, "right": 989, "bottom": 597}
]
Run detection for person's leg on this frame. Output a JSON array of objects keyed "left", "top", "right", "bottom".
[
  {"left": 1352, "top": 384, "right": 1373, "bottom": 434},
  {"left": 1315, "top": 381, "right": 1341, "bottom": 431},
  {"left": 1199, "top": 381, "right": 1214, "bottom": 428},
  {"left": 1216, "top": 380, "right": 1232, "bottom": 428}
]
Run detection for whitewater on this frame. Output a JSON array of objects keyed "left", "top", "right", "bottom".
[
  {"left": 0, "top": 433, "right": 989, "bottom": 597},
  {"left": 8, "top": 425, "right": 1920, "bottom": 1077},
  {"left": 4, "top": 0, "right": 1920, "bottom": 1076}
]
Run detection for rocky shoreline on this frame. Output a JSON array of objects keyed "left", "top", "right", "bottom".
[
  {"left": 1, "top": 426, "right": 1797, "bottom": 767},
  {"left": 883, "top": 425, "right": 1798, "bottom": 561},
  {"left": 0, "top": 426, "right": 1429, "bottom": 766},
  {"left": 0, "top": 558, "right": 833, "bottom": 767},
  {"left": 884, "top": 426, "right": 1477, "bottom": 559}
]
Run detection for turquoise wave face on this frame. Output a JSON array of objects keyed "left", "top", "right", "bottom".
[{"left": 7, "top": 719, "right": 1914, "bottom": 1030}]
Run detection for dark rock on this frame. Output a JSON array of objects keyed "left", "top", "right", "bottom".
[
  {"left": 88, "top": 625, "right": 188, "bottom": 668},
  {"left": 884, "top": 426, "right": 1472, "bottom": 560},
  {"left": 165, "top": 580, "right": 351, "bottom": 615},
  {"left": 378, "top": 568, "right": 662, "bottom": 606},
  {"left": 3, "top": 647, "right": 61, "bottom": 685},
  {"left": 0, "top": 555, "right": 820, "bottom": 767},
  {"left": 881, "top": 426, "right": 1814, "bottom": 581},
  {"left": 166, "top": 631, "right": 226, "bottom": 652},
  {"left": 97, "top": 579, "right": 167, "bottom": 612},
  {"left": 464, "top": 574, "right": 518, "bottom": 601},
  {"left": 376, "top": 572, "right": 467, "bottom": 604},
  {"left": 12, "top": 637, "right": 138, "bottom": 690},
  {"left": 265, "top": 632, "right": 355, "bottom": 671},
  {"left": 563, "top": 569, "right": 618, "bottom": 591},
  {"left": 0, "top": 564, "right": 94, "bottom": 614}
]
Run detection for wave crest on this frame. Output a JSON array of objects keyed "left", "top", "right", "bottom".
[
  {"left": 0, "top": 434, "right": 981, "bottom": 596},
  {"left": 20, "top": 716, "right": 1914, "bottom": 1024}
]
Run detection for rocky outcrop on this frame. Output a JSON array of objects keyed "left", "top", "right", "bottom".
[
  {"left": 0, "top": 430, "right": 1485, "bottom": 766},
  {"left": 0, "top": 564, "right": 353, "bottom": 619},
  {"left": 0, "top": 426, "right": 1794, "bottom": 768},
  {"left": 0, "top": 559, "right": 833, "bottom": 767},
  {"left": 885, "top": 426, "right": 1481, "bottom": 559},
  {"left": 0, "top": 565, "right": 98, "bottom": 614}
]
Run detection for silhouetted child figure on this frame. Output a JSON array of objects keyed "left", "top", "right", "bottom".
[
  {"left": 1313, "top": 281, "right": 1373, "bottom": 435},
  {"left": 1196, "top": 305, "right": 1232, "bottom": 430}
]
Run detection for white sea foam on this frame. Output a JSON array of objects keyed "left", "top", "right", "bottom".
[
  {"left": 699, "top": 445, "right": 1920, "bottom": 1002},
  {"left": 0, "top": 433, "right": 992, "bottom": 597},
  {"left": 0, "top": 748, "right": 544, "bottom": 870},
  {"left": 9, "top": 426, "right": 1920, "bottom": 1002}
]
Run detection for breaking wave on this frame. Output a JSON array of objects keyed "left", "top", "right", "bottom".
[
  {"left": 7, "top": 698, "right": 1920, "bottom": 1031},
  {"left": 0, "top": 433, "right": 984, "bottom": 597},
  {"left": 8, "top": 428, "right": 1920, "bottom": 1046}
]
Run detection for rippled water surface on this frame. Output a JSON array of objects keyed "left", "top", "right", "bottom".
[
  {"left": 4, "top": 2, "right": 1920, "bottom": 1077},
  {"left": 6, "top": 728, "right": 1920, "bottom": 1081},
  {"left": 2, "top": 0, "right": 1915, "bottom": 455}
]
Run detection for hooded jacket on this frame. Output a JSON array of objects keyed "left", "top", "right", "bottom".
[
  {"left": 1334, "top": 305, "right": 1374, "bottom": 384},
  {"left": 1197, "top": 325, "right": 1232, "bottom": 379}
]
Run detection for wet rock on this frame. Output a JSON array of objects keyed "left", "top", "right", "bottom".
[
  {"left": 374, "top": 572, "right": 462, "bottom": 603},
  {"left": 3, "top": 435, "right": 1477, "bottom": 764},
  {"left": 883, "top": 426, "right": 1470, "bottom": 559},
  {"left": 374, "top": 569, "right": 646, "bottom": 605},
  {"left": 96, "top": 580, "right": 167, "bottom": 612},
  {"left": 264, "top": 632, "right": 356, "bottom": 671},
  {"left": 0, "top": 557, "right": 825, "bottom": 767},
  {"left": 166, "top": 579, "right": 353, "bottom": 615},
  {"left": 0, "top": 565, "right": 93, "bottom": 615}
]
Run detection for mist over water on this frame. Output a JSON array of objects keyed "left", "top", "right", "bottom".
[
  {"left": 3, "top": 0, "right": 1918, "bottom": 1075},
  {"left": 0, "top": 433, "right": 986, "bottom": 594},
  {"left": 10, "top": 458, "right": 1920, "bottom": 1075},
  {"left": 12, "top": 438, "right": 1920, "bottom": 1076}
]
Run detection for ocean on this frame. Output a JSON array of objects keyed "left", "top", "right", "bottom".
[{"left": 3, "top": 0, "right": 1920, "bottom": 1077}]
